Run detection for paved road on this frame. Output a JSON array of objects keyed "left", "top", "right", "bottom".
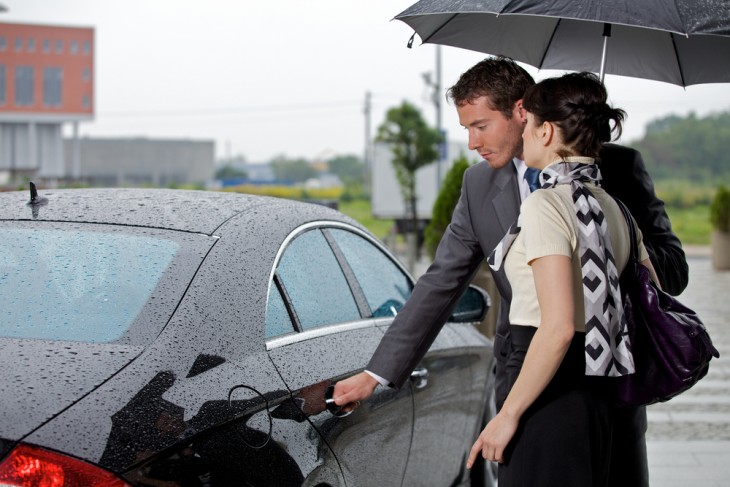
[{"left": 646, "top": 255, "right": 730, "bottom": 486}]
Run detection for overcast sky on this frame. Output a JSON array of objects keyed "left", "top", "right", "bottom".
[{"left": 4, "top": 0, "right": 729, "bottom": 163}]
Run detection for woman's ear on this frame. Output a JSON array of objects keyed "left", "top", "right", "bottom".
[{"left": 540, "top": 121, "right": 554, "bottom": 146}]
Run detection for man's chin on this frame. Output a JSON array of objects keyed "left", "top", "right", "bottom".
[{"left": 485, "top": 157, "right": 512, "bottom": 170}]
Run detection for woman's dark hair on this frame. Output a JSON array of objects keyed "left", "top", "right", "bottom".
[
  {"left": 522, "top": 72, "right": 626, "bottom": 159},
  {"left": 447, "top": 56, "right": 535, "bottom": 119}
]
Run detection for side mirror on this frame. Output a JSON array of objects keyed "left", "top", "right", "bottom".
[{"left": 449, "top": 285, "right": 491, "bottom": 323}]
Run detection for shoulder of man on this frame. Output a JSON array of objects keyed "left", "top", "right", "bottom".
[
  {"left": 598, "top": 142, "right": 639, "bottom": 164},
  {"left": 464, "top": 160, "right": 515, "bottom": 186}
]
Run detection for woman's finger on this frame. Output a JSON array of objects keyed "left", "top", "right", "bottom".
[{"left": 466, "top": 438, "right": 484, "bottom": 469}]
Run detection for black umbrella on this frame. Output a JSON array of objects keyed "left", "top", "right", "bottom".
[{"left": 395, "top": 0, "right": 730, "bottom": 86}]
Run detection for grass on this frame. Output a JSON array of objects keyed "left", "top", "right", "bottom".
[
  {"left": 340, "top": 197, "right": 712, "bottom": 248},
  {"left": 665, "top": 205, "right": 711, "bottom": 245},
  {"left": 338, "top": 199, "right": 395, "bottom": 240}
]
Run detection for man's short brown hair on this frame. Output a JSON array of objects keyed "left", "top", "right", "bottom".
[{"left": 447, "top": 56, "right": 535, "bottom": 119}]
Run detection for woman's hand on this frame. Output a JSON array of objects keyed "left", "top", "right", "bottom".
[
  {"left": 465, "top": 254, "right": 575, "bottom": 470},
  {"left": 466, "top": 410, "right": 519, "bottom": 468}
]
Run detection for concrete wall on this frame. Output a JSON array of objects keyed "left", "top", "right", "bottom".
[
  {"left": 63, "top": 137, "right": 215, "bottom": 186},
  {"left": 0, "top": 122, "right": 64, "bottom": 177}
]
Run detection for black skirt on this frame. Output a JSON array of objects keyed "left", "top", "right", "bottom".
[{"left": 497, "top": 325, "right": 613, "bottom": 487}]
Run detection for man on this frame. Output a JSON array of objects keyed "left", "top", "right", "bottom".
[{"left": 334, "top": 57, "right": 688, "bottom": 485}]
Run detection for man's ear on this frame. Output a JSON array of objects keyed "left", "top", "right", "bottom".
[{"left": 514, "top": 100, "right": 527, "bottom": 123}]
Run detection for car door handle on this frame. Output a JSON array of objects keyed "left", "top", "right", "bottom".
[
  {"left": 410, "top": 367, "right": 429, "bottom": 389},
  {"left": 324, "top": 385, "right": 355, "bottom": 418}
]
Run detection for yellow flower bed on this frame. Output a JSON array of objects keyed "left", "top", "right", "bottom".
[{"left": 223, "top": 184, "right": 343, "bottom": 200}]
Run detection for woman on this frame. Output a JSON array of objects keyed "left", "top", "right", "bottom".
[{"left": 467, "top": 72, "right": 660, "bottom": 486}]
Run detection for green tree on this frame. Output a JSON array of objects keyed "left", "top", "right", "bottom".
[
  {"left": 215, "top": 164, "right": 248, "bottom": 180},
  {"left": 424, "top": 155, "right": 472, "bottom": 259},
  {"left": 270, "top": 155, "right": 316, "bottom": 182},
  {"left": 328, "top": 154, "right": 363, "bottom": 185},
  {"left": 634, "top": 110, "right": 730, "bottom": 183},
  {"left": 376, "top": 101, "right": 442, "bottom": 231}
]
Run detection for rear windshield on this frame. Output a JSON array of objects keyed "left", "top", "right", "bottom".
[{"left": 0, "top": 224, "right": 212, "bottom": 344}]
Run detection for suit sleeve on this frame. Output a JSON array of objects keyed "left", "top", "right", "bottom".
[
  {"left": 600, "top": 144, "right": 688, "bottom": 295},
  {"left": 367, "top": 168, "right": 485, "bottom": 388}
]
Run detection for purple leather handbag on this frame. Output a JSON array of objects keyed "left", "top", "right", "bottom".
[{"left": 614, "top": 200, "right": 720, "bottom": 407}]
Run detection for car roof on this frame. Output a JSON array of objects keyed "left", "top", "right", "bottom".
[{"left": 0, "top": 187, "right": 352, "bottom": 234}]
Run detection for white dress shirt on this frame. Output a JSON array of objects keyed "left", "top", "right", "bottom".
[{"left": 513, "top": 157, "right": 532, "bottom": 202}]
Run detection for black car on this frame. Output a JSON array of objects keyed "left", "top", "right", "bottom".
[{"left": 0, "top": 186, "right": 496, "bottom": 487}]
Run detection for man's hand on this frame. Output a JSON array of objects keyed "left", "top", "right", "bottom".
[{"left": 333, "top": 372, "right": 378, "bottom": 410}]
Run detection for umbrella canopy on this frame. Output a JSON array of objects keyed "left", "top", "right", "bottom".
[{"left": 395, "top": 0, "right": 730, "bottom": 86}]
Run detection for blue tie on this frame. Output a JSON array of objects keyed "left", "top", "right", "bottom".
[{"left": 524, "top": 167, "right": 541, "bottom": 192}]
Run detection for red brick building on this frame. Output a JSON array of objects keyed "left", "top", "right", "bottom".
[{"left": 0, "top": 21, "right": 94, "bottom": 180}]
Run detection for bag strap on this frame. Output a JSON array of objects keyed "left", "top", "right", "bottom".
[{"left": 613, "top": 198, "right": 640, "bottom": 264}]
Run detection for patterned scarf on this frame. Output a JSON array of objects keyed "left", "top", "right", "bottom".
[{"left": 488, "top": 161, "right": 635, "bottom": 377}]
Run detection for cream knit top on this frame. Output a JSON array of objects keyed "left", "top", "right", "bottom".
[{"left": 504, "top": 158, "right": 650, "bottom": 331}]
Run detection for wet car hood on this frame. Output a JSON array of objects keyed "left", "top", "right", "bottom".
[{"left": 0, "top": 339, "right": 143, "bottom": 444}]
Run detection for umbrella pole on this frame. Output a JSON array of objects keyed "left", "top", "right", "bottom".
[{"left": 599, "top": 23, "right": 612, "bottom": 83}]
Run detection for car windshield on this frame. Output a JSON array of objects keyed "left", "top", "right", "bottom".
[{"left": 0, "top": 224, "right": 205, "bottom": 343}]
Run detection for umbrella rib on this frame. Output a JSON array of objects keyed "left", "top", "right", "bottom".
[
  {"left": 537, "top": 18, "right": 562, "bottom": 70},
  {"left": 669, "top": 33, "right": 687, "bottom": 88},
  {"left": 420, "top": 14, "right": 460, "bottom": 44}
]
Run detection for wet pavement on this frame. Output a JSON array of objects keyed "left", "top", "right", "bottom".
[{"left": 645, "top": 253, "right": 730, "bottom": 486}]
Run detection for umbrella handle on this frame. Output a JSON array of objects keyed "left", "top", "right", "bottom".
[{"left": 600, "top": 23, "right": 612, "bottom": 82}]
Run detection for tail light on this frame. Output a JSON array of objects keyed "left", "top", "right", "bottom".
[{"left": 0, "top": 444, "right": 130, "bottom": 487}]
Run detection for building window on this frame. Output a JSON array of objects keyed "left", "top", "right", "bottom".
[
  {"left": 0, "top": 37, "right": 6, "bottom": 51},
  {"left": 43, "top": 38, "right": 51, "bottom": 53},
  {"left": 82, "top": 67, "right": 90, "bottom": 82},
  {"left": 15, "top": 66, "right": 34, "bottom": 106},
  {"left": 55, "top": 39, "right": 63, "bottom": 53},
  {"left": 0, "top": 65, "right": 6, "bottom": 105},
  {"left": 27, "top": 38, "right": 36, "bottom": 52},
  {"left": 70, "top": 40, "right": 78, "bottom": 54},
  {"left": 83, "top": 41, "right": 90, "bottom": 55},
  {"left": 14, "top": 37, "right": 22, "bottom": 52},
  {"left": 43, "top": 66, "right": 62, "bottom": 107},
  {"left": 82, "top": 94, "right": 90, "bottom": 108}
]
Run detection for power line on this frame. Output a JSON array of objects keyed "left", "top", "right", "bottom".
[{"left": 101, "top": 99, "right": 363, "bottom": 118}]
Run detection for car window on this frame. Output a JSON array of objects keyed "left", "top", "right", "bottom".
[
  {"left": 328, "top": 228, "right": 412, "bottom": 318},
  {"left": 0, "top": 227, "right": 179, "bottom": 342},
  {"left": 264, "top": 283, "right": 294, "bottom": 339},
  {"left": 273, "top": 228, "right": 360, "bottom": 332}
]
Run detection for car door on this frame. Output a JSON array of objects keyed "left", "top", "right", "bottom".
[
  {"left": 400, "top": 322, "right": 489, "bottom": 486},
  {"left": 265, "top": 224, "right": 414, "bottom": 487},
  {"left": 326, "top": 228, "right": 489, "bottom": 485}
]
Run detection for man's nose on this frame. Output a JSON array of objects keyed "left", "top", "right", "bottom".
[{"left": 467, "top": 131, "right": 480, "bottom": 151}]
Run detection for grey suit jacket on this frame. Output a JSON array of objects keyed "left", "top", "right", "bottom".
[
  {"left": 368, "top": 160, "right": 519, "bottom": 387},
  {"left": 367, "top": 144, "right": 688, "bottom": 389}
]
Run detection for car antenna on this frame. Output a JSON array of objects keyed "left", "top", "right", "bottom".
[
  {"left": 28, "top": 182, "right": 48, "bottom": 205},
  {"left": 27, "top": 182, "right": 49, "bottom": 218}
]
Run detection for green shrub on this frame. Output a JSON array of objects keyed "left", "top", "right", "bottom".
[
  {"left": 424, "top": 155, "right": 472, "bottom": 259},
  {"left": 710, "top": 185, "right": 730, "bottom": 233}
]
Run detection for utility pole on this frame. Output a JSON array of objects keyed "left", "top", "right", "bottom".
[
  {"left": 363, "top": 90, "right": 372, "bottom": 196},
  {"left": 436, "top": 45, "right": 443, "bottom": 192},
  {"left": 423, "top": 46, "right": 445, "bottom": 192}
]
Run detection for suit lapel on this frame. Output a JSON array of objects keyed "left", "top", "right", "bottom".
[{"left": 491, "top": 164, "right": 521, "bottom": 236}]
